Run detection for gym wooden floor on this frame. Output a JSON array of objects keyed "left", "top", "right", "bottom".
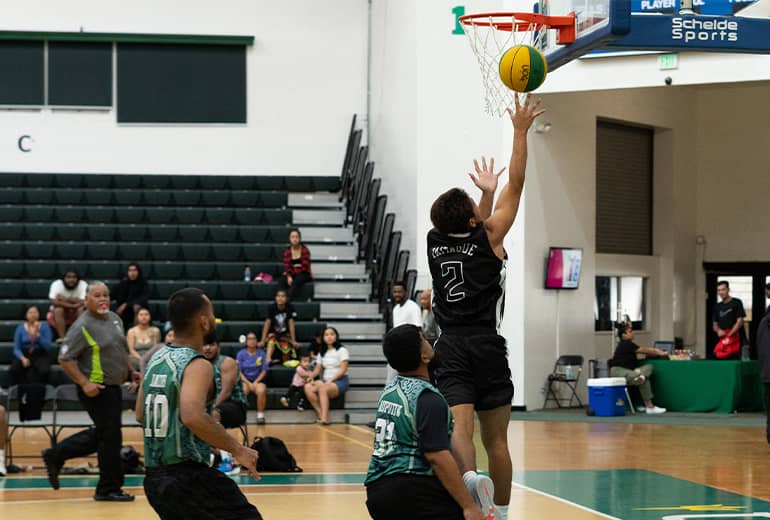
[{"left": 2, "top": 418, "right": 770, "bottom": 519}]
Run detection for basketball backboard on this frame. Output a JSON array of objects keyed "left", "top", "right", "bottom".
[{"left": 538, "top": 0, "right": 770, "bottom": 70}]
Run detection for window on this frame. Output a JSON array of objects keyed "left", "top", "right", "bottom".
[
  {"left": 595, "top": 276, "right": 647, "bottom": 331},
  {"left": 595, "top": 120, "right": 653, "bottom": 255}
]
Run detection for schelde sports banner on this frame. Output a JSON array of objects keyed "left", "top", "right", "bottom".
[{"left": 632, "top": 0, "right": 758, "bottom": 15}]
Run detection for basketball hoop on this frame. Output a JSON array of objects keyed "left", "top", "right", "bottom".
[{"left": 460, "top": 12, "right": 576, "bottom": 116}]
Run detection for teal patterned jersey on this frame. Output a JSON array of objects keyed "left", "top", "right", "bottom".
[
  {"left": 213, "top": 354, "right": 247, "bottom": 405},
  {"left": 364, "top": 376, "right": 453, "bottom": 485},
  {"left": 142, "top": 345, "right": 213, "bottom": 468}
]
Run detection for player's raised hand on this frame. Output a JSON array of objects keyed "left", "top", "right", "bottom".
[
  {"left": 234, "top": 445, "right": 261, "bottom": 481},
  {"left": 468, "top": 156, "right": 505, "bottom": 194},
  {"left": 507, "top": 93, "right": 546, "bottom": 132}
]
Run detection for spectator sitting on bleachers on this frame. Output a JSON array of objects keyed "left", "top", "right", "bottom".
[
  {"left": 306, "top": 327, "right": 323, "bottom": 363},
  {"left": 47, "top": 267, "right": 87, "bottom": 341},
  {"left": 112, "top": 263, "right": 150, "bottom": 329},
  {"left": 260, "top": 289, "right": 299, "bottom": 366},
  {"left": 279, "top": 228, "right": 313, "bottom": 300},
  {"left": 202, "top": 340, "right": 248, "bottom": 430},
  {"left": 140, "top": 328, "right": 174, "bottom": 373},
  {"left": 12, "top": 305, "right": 52, "bottom": 385},
  {"left": 280, "top": 349, "right": 312, "bottom": 411},
  {"left": 237, "top": 331, "right": 268, "bottom": 425},
  {"left": 126, "top": 308, "right": 161, "bottom": 371},
  {"left": 304, "top": 327, "right": 349, "bottom": 425}
]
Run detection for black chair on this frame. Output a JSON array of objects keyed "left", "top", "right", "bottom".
[
  {"left": 543, "top": 355, "right": 584, "bottom": 409},
  {"left": 358, "top": 178, "right": 381, "bottom": 259},
  {"left": 5, "top": 385, "right": 57, "bottom": 464},
  {"left": 364, "top": 195, "right": 387, "bottom": 268}
]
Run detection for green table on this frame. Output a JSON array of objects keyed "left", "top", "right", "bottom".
[{"left": 643, "top": 360, "right": 764, "bottom": 413}]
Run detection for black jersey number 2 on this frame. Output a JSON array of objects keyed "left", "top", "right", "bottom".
[{"left": 440, "top": 261, "right": 466, "bottom": 302}]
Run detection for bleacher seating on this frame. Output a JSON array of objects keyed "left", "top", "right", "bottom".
[{"left": 0, "top": 115, "right": 413, "bottom": 428}]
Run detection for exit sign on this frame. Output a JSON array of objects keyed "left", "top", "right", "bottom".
[{"left": 658, "top": 53, "right": 678, "bottom": 70}]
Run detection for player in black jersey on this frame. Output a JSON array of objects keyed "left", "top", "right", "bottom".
[{"left": 427, "top": 94, "right": 543, "bottom": 520}]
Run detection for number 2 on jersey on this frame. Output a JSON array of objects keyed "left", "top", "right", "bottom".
[
  {"left": 440, "top": 261, "right": 466, "bottom": 302},
  {"left": 144, "top": 393, "right": 169, "bottom": 438}
]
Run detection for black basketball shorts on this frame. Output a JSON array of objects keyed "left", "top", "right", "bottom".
[
  {"left": 217, "top": 400, "right": 247, "bottom": 429},
  {"left": 366, "top": 474, "right": 464, "bottom": 520},
  {"left": 433, "top": 331, "right": 513, "bottom": 410},
  {"left": 144, "top": 461, "right": 262, "bottom": 520}
]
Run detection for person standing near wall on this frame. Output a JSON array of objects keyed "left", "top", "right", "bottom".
[{"left": 712, "top": 281, "right": 747, "bottom": 359}]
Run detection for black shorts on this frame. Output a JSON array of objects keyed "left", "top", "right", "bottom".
[
  {"left": 433, "top": 331, "right": 513, "bottom": 410},
  {"left": 144, "top": 461, "right": 261, "bottom": 520},
  {"left": 218, "top": 400, "right": 247, "bottom": 429},
  {"left": 366, "top": 474, "right": 463, "bottom": 520}
]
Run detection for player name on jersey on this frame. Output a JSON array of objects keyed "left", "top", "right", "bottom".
[{"left": 430, "top": 243, "right": 479, "bottom": 259}]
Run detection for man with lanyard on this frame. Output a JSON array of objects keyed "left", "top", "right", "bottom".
[
  {"left": 427, "top": 95, "right": 543, "bottom": 519},
  {"left": 43, "top": 281, "right": 139, "bottom": 500},
  {"left": 138, "top": 288, "right": 262, "bottom": 519},
  {"left": 365, "top": 324, "right": 487, "bottom": 520}
]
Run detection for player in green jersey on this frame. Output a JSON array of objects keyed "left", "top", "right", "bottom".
[
  {"left": 137, "top": 288, "right": 262, "bottom": 520},
  {"left": 365, "top": 324, "right": 489, "bottom": 520}
]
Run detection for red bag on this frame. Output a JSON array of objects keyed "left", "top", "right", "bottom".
[{"left": 714, "top": 333, "right": 741, "bottom": 359}]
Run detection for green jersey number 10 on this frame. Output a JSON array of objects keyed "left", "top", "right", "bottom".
[{"left": 144, "top": 393, "right": 169, "bottom": 438}]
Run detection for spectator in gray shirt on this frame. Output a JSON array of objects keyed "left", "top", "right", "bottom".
[{"left": 42, "top": 281, "right": 139, "bottom": 501}]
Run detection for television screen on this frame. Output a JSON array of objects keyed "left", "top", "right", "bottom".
[{"left": 545, "top": 247, "right": 582, "bottom": 289}]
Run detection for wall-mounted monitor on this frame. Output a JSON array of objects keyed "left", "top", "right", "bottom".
[{"left": 545, "top": 247, "right": 582, "bottom": 289}]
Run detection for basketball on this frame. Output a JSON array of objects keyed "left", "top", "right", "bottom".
[{"left": 498, "top": 45, "right": 548, "bottom": 93}]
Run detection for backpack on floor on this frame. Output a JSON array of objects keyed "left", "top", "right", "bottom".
[{"left": 250, "top": 436, "right": 302, "bottom": 472}]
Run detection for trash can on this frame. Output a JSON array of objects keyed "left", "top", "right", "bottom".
[{"left": 587, "top": 377, "right": 626, "bottom": 416}]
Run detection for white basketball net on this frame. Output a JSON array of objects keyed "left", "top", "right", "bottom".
[{"left": 462, "top": 15, "right": 547, "bottom": 117}]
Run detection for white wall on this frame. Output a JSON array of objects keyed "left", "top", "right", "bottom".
[{"left": 0, "top": 0, "right": 368, "bottom": 174}]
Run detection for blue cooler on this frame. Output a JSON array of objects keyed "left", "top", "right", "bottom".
[{"left": 587, "top": 377, "right": 626, "bottom": 416}]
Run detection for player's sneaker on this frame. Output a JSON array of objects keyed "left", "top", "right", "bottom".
[{"left": 467, "top": 474, "right": 495, "bottom": 518}]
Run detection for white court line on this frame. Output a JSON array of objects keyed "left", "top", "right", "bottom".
[{"left": 511, "top": 480, "right": 622, "bottom": 520}]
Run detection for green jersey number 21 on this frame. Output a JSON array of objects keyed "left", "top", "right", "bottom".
[
  {"left": 373, "top": 417, "right": 396, "bottom": 456},
  {"left": 144, "top": 393, "right": 169, "bottom": 438}
]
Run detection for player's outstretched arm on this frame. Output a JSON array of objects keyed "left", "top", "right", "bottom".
[
  {"left": 485, "top": 94, "right": 545, "bottom": 250},
  {"left": 425, "top": 450, "right": 488, "bottom": 520},
  {"left": 180, "top": 358, "right": 261, "bottom": 479}
]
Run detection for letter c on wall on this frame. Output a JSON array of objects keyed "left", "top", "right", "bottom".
[{"left": 18, "top": 135, "right": 31, "bottom": 152}]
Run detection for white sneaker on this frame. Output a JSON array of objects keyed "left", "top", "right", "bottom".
[
  {"left": 645, "top": 406, "right": 666, "bottom": 414},
  {"left": 469, "top": 474, "right": 495, "bottom": 519}
]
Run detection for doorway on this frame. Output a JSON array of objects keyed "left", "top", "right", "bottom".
[{"left": 704, "top": 262, "right": 770, "bottom": 359}]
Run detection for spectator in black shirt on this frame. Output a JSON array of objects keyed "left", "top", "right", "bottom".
[
  {"left": 113, "top": 263, "right": 150, "bottom": 330},
  {"left": 765, "top": 283, "right": 770, "bottom": 317},
  {"left": 609, "top": 324, "right": 667, "bottom": 414},
  {"left": 260, "top": 290, "right": 299, "bottom": 366},
  {"left": 756, "top": 313, "right": 770, "bottom": 444},
  {"left": 712, "top": 281, "right": 747, "bottom": 359}
]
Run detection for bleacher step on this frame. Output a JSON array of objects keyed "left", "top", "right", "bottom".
[
  {"left": 313, "top": 263, "right": 368, "bottom": 281},
  {"left": 309, "top": 244, "right": 357, "bottom": 262},
  {"left": 314, "top": 282, "right": 370, "bottom": 300},
  {"left": 326, "top": 321, "right": 385, "bottom": 341},
  {"left": 346, "top": 410, "right": 377, "bottom": 425},
  {"left": 292, "top": 209, "right": 345, "bottom": 226},
  {"left": 289, "top": 193, "right": 344, "bottom": 208},
  {"left": 321, "top": 302, "right": 381, "bottom": 320},
  {"left": 299, "top": 226, "right": 354, "bottom": 243}
]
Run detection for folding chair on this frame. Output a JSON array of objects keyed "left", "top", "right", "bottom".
[
  {"left": 5, "top": 384, "right": 57, "bottom": 464},
  {"left": 543, "top": 355, "right": 584, "bottom": 409}
]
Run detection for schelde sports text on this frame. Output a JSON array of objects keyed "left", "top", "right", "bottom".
[{"left": 671, "top": 17, "right": 738, "bottom": 43}]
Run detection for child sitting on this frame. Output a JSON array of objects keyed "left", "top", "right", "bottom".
[
  {"left": 260, "top": 290, "right": 300, "bottom": 366},
  {"left": 280, "top": 351, "right": 313, "bottom": 411}
]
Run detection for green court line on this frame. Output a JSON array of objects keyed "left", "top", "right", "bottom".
[
  {"left": 514, "top": 469, "right": 770, "bottom": 520},
  {"left": 5, "top": 469, "right": 770, "bottom": 520}
]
